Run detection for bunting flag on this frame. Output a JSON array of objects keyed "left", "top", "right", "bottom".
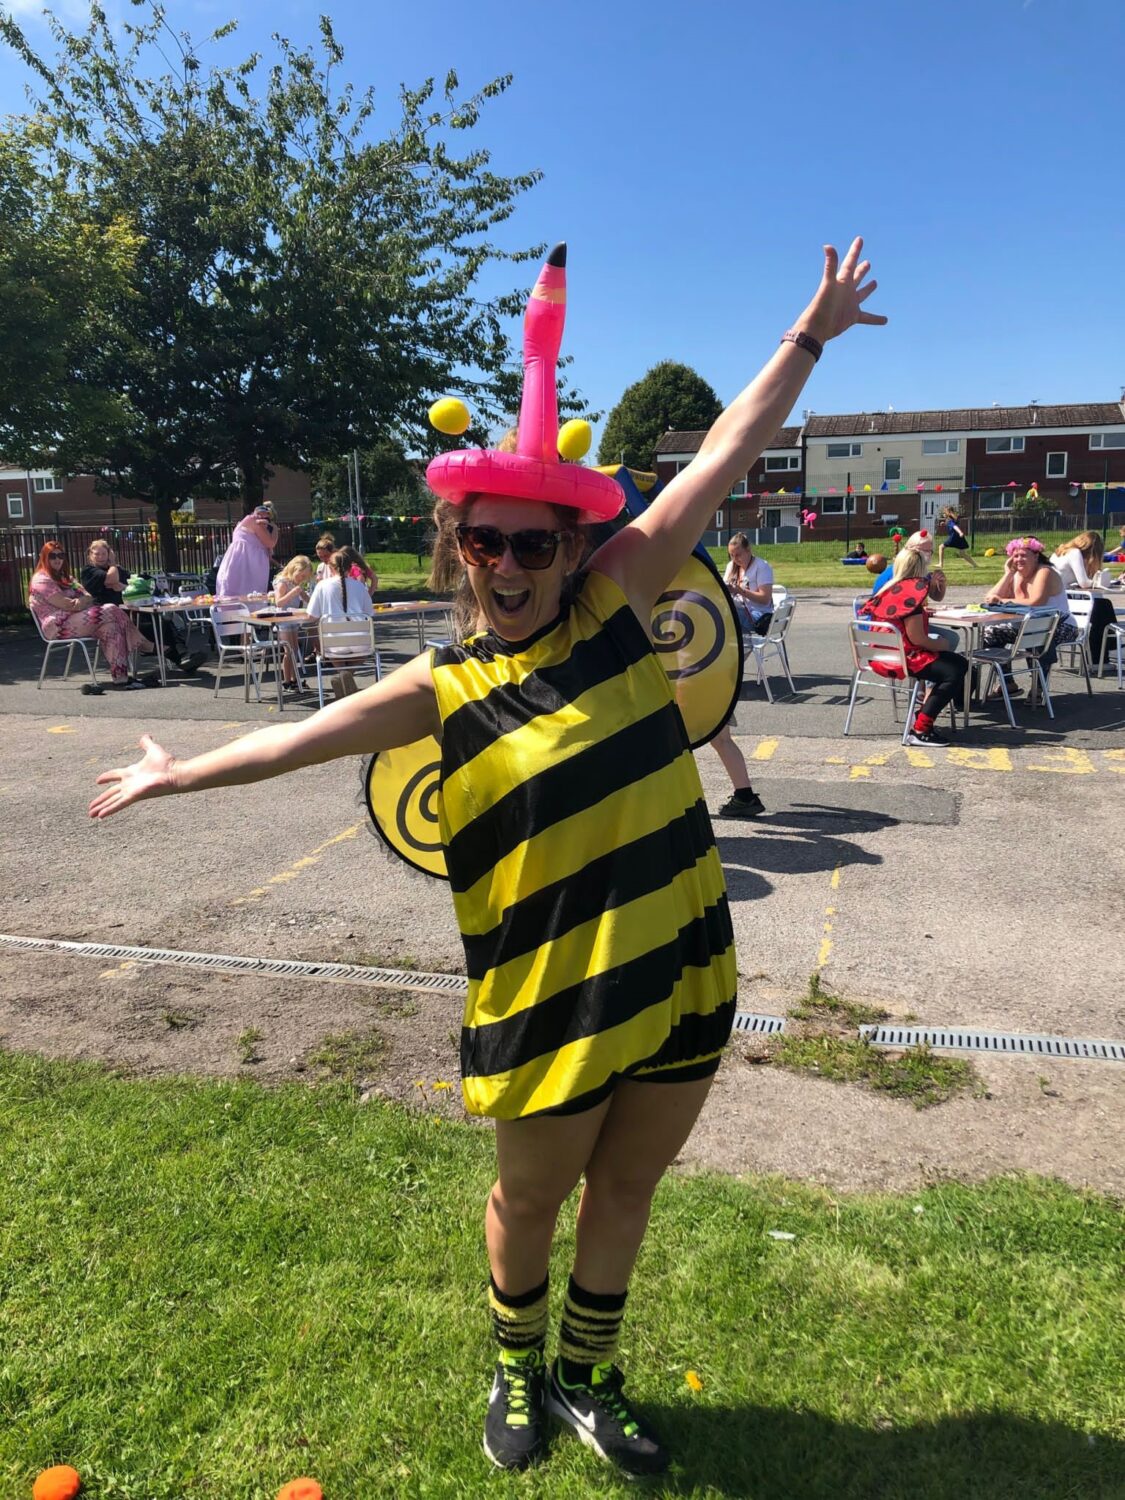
[
  {"left": 879, "top": 481, "right": 889, "bottom": 492},
  {"left": 915, "top": 483, "right": 925, "bottom": 492},
  {"left": 863, "top": 484, "right": 872, "bottom": 492},
  {"left": 936, "top": 484, "right": 943, "bottom": 492},
  {"left": 897, "top": 485, "right": 906, "bottom": 492},
  {"left": 777, "top": 487, "right": 787, "bottom": 495},
  {"left": 1006, "top": 482, "right": 1017, "bottom": 488}
]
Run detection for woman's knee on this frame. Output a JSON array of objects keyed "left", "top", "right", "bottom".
[
  {"left": 490, "top": 1173, "right": 573, "bottom": 1225},
  {"left": 582, "top": 1162, "right": 661, "bottom": 1219}
]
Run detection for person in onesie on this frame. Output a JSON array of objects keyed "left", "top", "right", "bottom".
[{"left": 89, "top": 238, "right": 884, "bottom": 1480}]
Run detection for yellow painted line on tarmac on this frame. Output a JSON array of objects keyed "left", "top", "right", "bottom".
[
  {"left": 1026, "top": 747, "right": 1096, "bottom": 775},
  {"left": 100, "top": 959, "right": 135, "bottom": 978},
  {"left": 230, "top": 823, "right": 363, "bottom": 905},
  {"left": 750, "top": 738, "right": 779, "bottom": 761},
  {"left": 1104, "top": 750, "right": 1125, "bottom": 774},
  {"left": 47, "top": 725, "right": 77, "bottom": 734},
  {"left": 815, "top": 864, "right": 842, "bottom": 969},
  {"left": 848, "top": 765, "right": 871, "bottom": 780},
  {"left": 945, "top": 746, "right": 1012, "bottom": 772}
]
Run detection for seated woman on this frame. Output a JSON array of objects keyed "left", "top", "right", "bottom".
[
  {"left": 1051, "top": 531, "right": 1103, "bottom": 590},
  {"left": 81, "top": 539, "right": 203, "bottom": 675},
  {"left": 871, "top": 531, "right": 946, "bottom": 602},
  {"left": 271, "top": 554, "right": 313, "bottom": 692},
  {"left": 306, "top": 547, "right": 376, "bottom": 622},
  {"left": 313, "top": 532, "right": 337, "bottom": 583},
  {"left": 29, "top": 541, "right": 144, "bottom": 689},
  {"left": 722, "top": 532, "right": 773, "bottom": 635},
  {"left": 982, "top": 536, "right": 1079, "bottom": 695},
  {"left": 858, "top": 545, "right": 967, "bottom": 746}
]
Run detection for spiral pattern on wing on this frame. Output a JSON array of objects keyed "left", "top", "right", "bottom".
[{"left": 651, "top": 589, "right": 726, "bottom": 679}]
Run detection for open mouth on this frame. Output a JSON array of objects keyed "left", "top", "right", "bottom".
[{"left": 493, "top": 586, "right": 530, "bottom": 618}]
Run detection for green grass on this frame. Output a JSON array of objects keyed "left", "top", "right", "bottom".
[
  {"left": 787, "top": 972, "right": 890, "bottom": 1029},
  {"left": 305, "top": 1029, "right": 386, "bottom": 1085},
  {"left": 1, "top": 1054, "right": 1121, "bottom": 1498},
  {"left": 772, "top": 1036, "right": 980, "bottom": 1108}
]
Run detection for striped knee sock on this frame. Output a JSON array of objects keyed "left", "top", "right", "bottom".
[
  {"left": 489, "top": 1273, "right": 549, "bottom": 1362},
  {"left": 558, "top": 1275, "right": 627, "bottom": 1385}
]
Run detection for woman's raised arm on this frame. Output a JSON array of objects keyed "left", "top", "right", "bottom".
[
  {"left": 592, "top": 239, "right": 886, "bottom": 616},
  {"left": 89, "top": 652, "right": 440, "bottom": 819}
]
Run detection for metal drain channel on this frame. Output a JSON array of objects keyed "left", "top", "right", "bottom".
[
  {"left": 0, "top": 933, "right": 467, "bottom": 998},
  {"left": 861, "top": 1024, "right": 1124, "bottom": 1064},
  {"left": 2, "top": 935, "right": 1122, "bottom": 1064},
  {"left": 731, "top": 1011, "right": 787, "bottom": 1036}
]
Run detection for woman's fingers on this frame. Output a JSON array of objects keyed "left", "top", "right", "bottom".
[
  {"left": 858, "top": 309, "right": 889, "bottom": 325},
  {"left": 822, "top": 244, "right": 839, "bottom": 281},
  {"left": 94, "top": 767, "right": 124, "bottom": 787},
  {"left": 856, "top": 278, "right": 878, "bottom": 303},
  {"left": 853, "top": 259, "right": 871, "bottom": 284},
  {"left": 838, "top": 236, "right": 863, "bottom": 279}
]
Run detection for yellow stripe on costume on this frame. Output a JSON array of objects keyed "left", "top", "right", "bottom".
[
  {"left": 453, "top": 751, "right": 701, "bottom": 936},
  {"left": 468, "top": 848, "right": 729, "bottom": 1025},
  {"left": 440, "top": 650, "right": 667, "bottom": 831},
  {"left": 463, "top": 946, "right": 736, "bottom": 1119}
]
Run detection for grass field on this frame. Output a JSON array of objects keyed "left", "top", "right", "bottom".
[{"left": 2, "top": 1054, "right": 1122, "bottom": 1499}]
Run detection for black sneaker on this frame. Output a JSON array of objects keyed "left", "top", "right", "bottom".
[
  {"left": 483, "top": 1349, "right": 546, "bottom": 1471},
  {"left": 905, "top": 727, "right": 947, "bottom": 747},
  {"left": 548, "top": 1360, "right": 669, "bottom": 1478},
  {"left": 169, "top": 652, "right": 206, "bottom": 677},
  {"left": 717, "top": 791, "right": 766, "bottom": 819}
]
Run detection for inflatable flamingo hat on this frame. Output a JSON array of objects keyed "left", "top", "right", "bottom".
[{"left": 425, "top": 245, "right": 624, "bottom": 523}]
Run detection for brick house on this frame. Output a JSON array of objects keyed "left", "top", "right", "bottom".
[
  {"left": 0, "top": 464, "right": 313, "bottom": 529},
  {"left": 652, "top": 401, "right": 1125, "bottom": 544}
]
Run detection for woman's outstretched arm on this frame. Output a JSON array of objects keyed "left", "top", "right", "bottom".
[
  {"left": 592, "top": 238, "right": 886, "bottom": 614},
  {"left": 89, "top": 652, "right": 439, "bottom": 819}
]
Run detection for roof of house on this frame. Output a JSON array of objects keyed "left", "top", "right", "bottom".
[
  {"left": 655, "top": 425, "right": 801, "bottom": 456},
  {"left": 805, "top": 403, "right": 1125, "bottom": 438},
  {"left": 652, "top": 404, "right": 1125, "bottom": 453}
]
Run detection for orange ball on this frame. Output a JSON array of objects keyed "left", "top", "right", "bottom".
[
  {"left": 33, "top": 1467, "right": 81, "bottom": 1500},
  {"left": 277, "top": 1482, "right": 322, "bottom": 1500}
]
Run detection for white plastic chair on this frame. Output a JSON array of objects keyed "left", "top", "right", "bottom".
[
  {"left": 970, "top": 610, "right": 1059, "bottom": 727},
  {"left": 33, "top": 612, "right": 100, "bottom": 690},
  {"left": 210, "top": 605, "right": 275, "bottom": 701},
  {"left": 316, "top": 616, "right": 382, "bottom": 707},
  {"left": 747, "top": 596, "right": 797, "bottom": 702},
  {"left": 1054, "top": 592, "right": 1094, "bottom": 695},
  {"left": 1096, "top": 622, "right": 1125, "bottom": 688}
]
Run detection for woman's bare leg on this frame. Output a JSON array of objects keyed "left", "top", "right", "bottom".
[
  {"left": 488, "top": 1096, "right": 611, "bottom": 1294},
  {"left": 710, "top": 724, "right": 751, "bottom": 792},
  {"left": 572, "top": 1073, "right": 716, "bottom": 1294}
]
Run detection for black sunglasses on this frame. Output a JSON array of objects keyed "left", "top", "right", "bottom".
[
  {"left": 47, "top": 552, "right": 65, "bottom": 560},
  {"left": 455, "top": 524, "right": 565, "bottom": 571}
]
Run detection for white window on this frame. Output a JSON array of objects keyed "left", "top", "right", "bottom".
[
  {"left": 32, "top": 474, "right": 64, "bottom": 492},
  {"left": 820, "top": 495, "right": 857, "bottom": 514},
  {"left": 922, "top": 438, "right": 960, "bottom": 455},
  {"left": 714, "top": 510, "right": 724, "bottom": 528},
  {"left": 763, "top": 453, "right": 801, "bottom": 472},
  {"left": 826, "top": 442, "right": 862, "bottom": 459},
  {"left": 868, "top": 495, "right": 877, "bottom": 513},
  {"left": 730, "top": 478, "right": 747, "bottom": 497},
  {"left": 984, "top": 436, "right": 1025, "bottom": 454},
  {"left": 883, "top": 457, "right": 902, "bottom": 482},
  {"left": 1045, "top": 451, "right": 1068, "bottom": 478},
  {"left": 6, "top": 493, "right": 24, "bottom": 518},
  {"left": 979, "top": 490, "right": 1014, "bottom": 512},
  {"left": 1090, "top": 432, "right": 1125, "bottom": 449}
]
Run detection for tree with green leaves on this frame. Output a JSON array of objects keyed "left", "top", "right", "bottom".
[
  {"left": 0, "top": 6, "right": 578, "bottom": 568},
  {"left": 596, "top": 361, "right": 723, "bottom": 472}
]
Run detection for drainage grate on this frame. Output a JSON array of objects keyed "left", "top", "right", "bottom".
[
  {"left": 732, "top": 1010, "right": 787, "bottom": 1036},
  {"left": 861, "top": 1024, "right": 1124, "bottom": 1064},
  {"left": 0, "top": 933, "right": 467, "bottom": 998}
]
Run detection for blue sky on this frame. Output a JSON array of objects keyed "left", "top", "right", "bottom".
[{"left": 4, "top": 0, "right": 1124, "bottom": 437}]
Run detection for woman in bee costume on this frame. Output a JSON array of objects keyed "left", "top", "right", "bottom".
[{"left": 91, "top": 239, "right": 884, "bottom": 1478}]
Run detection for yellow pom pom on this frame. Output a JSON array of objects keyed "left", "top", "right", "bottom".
[
  {"left": 984, "top": 547, "right": 997, "bottom": 557},
  {"left": 557, "top": 419, "right": 592, "bottom": 462},
  {"left": 428, "top": 398, "right": 470, "bottom": 436},
  {"left": 33, "top": 1467, "right": 82, "bottom": 1500}
]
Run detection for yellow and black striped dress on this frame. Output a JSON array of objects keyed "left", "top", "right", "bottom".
[{"left": 432, "top": 569, "right": 737, "bottom": 1120}]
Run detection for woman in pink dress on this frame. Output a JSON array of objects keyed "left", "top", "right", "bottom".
[{"left": 28, "top": 541, "right": 143, "bottom": 689}]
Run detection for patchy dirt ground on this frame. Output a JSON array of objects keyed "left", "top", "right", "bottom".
[{"left": 3, "top": 949, "right": 1121, "bottom": 1196}]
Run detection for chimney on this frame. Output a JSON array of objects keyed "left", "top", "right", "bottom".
[{"left": 1029, "top": 399, "right": 1039, "bottom": 425}]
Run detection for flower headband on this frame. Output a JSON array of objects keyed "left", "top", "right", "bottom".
[{"left": 1006, "top": 536, "right": 1045, "bottom": 556}]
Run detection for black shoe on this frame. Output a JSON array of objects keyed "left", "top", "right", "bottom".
[
  {"left": 905, "top": 726, "right": 947, "bottom": 747},
  {"left": 169, "top": 652, "right": 206, "bottom": 676},
  {"left": 717, "top": 791, "right": 766, "bottom": 819},
  {"left": 483, "top": 1350, "right": 547, "bottom": 1471},
  {"left": 548, "top": 1360, "right": 669, "bottom": 1478},
  {"left": 107, "top": 678, "right": 146, "bottom": 691}
]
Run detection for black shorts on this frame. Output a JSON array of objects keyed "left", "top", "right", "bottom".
[{"left": 945, "top": 533, "right": 969, "bottom": 550}]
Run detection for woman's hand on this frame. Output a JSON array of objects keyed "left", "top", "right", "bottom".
[
  {"left": 89, "top": 734, "right": 178, "bottom": 819},
  {"left": 795, "top": 238, "right": 887, "bottom": 344}
]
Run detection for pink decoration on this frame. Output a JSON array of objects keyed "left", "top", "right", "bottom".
[{"left": 426, "top": 246, "right": 623, "bottom": 523}]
